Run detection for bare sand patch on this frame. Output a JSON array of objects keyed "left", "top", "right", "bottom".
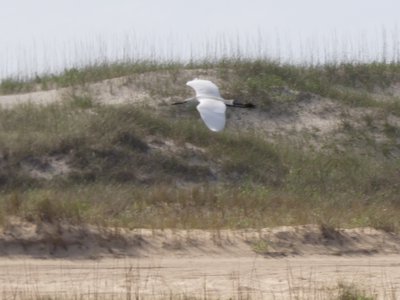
[{"left": 0, "top": 255, "right": 399, "bottom": 299}]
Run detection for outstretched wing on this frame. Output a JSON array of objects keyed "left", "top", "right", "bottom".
[
  {"left": 196, "top": 98, "right": 226, "bottom": 132},
  {"left": 187, "top": 79, "right": 221, "bottom": 99}
]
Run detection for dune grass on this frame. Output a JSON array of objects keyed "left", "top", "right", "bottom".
[
  {"left": 2, "top": 58, "right": 400, "bottom": 129},
  {"left": 3, "top": 58, "right": 400, "bottom": 97},
  {"left": 0, "top": 57, "right": 399, "bottom": 232},
  {"left": 0, "top": 90, "right": 398, "bottom": 230},
  {"left": 0, "top": 60, "right": 186, "bottom": 94}
]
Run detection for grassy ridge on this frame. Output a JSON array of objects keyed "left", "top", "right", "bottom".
[
  {"left": 0, "top": 59, "right": 399, "bottom": 230},
  {"left": 0, "top": 98, "right": 399, "bottom": 230},
  {"left": 3, "top": 59, "right": 400, "bottom": 96},
  {"left": 0, "top": 61, "right": 184, "bottom": 94},
  {"left": 0, "top": 102, "right": 286, "bottom": 186}
]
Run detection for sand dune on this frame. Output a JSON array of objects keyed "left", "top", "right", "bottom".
[{"left": 2, "top": 73, "right": 400, "bottom": 298}]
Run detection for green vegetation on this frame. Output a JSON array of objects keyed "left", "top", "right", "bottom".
[
  {"left": 0, "top": 103, "right": 398, "bottom": 230},
  {"left": 3, "top": 59, "right": 400, "bottom": 99},
  {"left": 217, "top": 60, "right": 400, "bottom": 113},
  {"left": 0, "top": 61, "right": 184, "bottom": 94},
  {"left": 0, "top": 58, "right": 400, "bottom": 231}
]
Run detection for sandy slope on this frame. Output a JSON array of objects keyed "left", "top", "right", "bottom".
[
  {"left": 2, "top": 221, "right": 400, "bottom": 258},
  {"left": 1, "top": 222, "right": 400, "bottom": 298}
]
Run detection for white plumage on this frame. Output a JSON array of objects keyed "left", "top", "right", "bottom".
[
  {"left": 186, "top": 79, "right": 227, "bottom": 132},
  {"left": 172, "top": 79, "right": 254, "bottom": 132}
]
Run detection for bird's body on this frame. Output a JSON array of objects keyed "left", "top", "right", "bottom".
[{"left": 173, "top": 79, "right": 254, "bottom": 132}]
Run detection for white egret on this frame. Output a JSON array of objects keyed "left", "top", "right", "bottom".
[{"left": 172, "top": 79, "right": 255, "bottom": 132}]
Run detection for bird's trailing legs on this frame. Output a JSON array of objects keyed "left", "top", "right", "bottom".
[
  {"left": 226, "top": 100, "right": 256, "bottom": 108},
  {"left": 172, "top": 98, "right": 255, "bottom": 108}
]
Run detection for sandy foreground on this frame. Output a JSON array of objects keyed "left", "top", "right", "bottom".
[
  {"left": 1, "top": 255, "right": 400, "bottom": 299},
  {"left": 1, "top": 223, "right": 400, "bottom": 299}
]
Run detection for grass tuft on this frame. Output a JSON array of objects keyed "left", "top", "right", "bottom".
[{"left": 336, "top": 282, "right": 376, "bottom": 300}]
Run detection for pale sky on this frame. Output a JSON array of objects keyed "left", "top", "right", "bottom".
[{"left": 1, "top": 0, "right": 399, "bottom": 78}]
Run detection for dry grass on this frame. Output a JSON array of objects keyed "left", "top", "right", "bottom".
[{"left": 0, "top": 69, "right": 399, "bottom": 231}]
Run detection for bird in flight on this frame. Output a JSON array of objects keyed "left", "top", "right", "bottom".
[{"left": 172, "top": 79, "right": 255, "bottom": 132}]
